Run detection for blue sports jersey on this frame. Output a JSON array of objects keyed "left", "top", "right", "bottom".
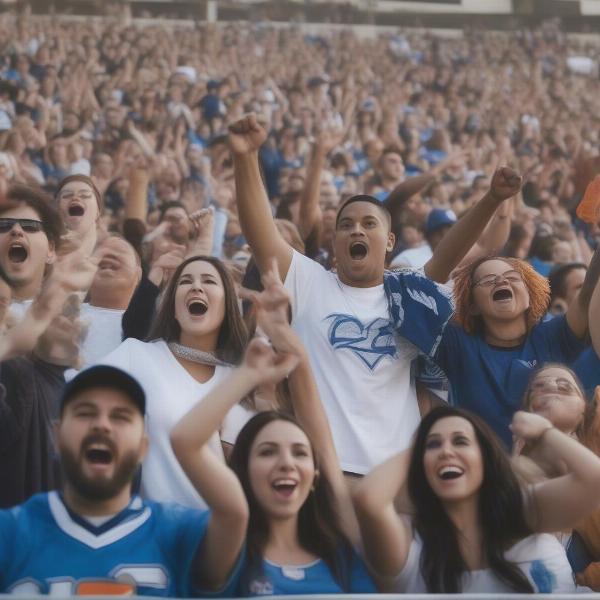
[
  {"left": 0, "top": 492, "right": 209, "bottom": 596},
  {"left": 221, "top": 548, "right": 375, "bottom": 596},
  {"left": 433, "top": 316, "right": 586, "bottom": 447},
  {"left": 572, "top": 347, "right": 600, "bottom": 398}
]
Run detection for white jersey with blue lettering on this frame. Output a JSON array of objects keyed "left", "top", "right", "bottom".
[{"left": 0, "top": 492, "right": 209, "bottom": 596}]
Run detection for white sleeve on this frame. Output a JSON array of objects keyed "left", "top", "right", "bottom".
[
  {"left": 220, "top": 403, "right": 255, "bottom": 445},
  {"left": 392, "top": 535, "right": 425, "bottom": 593},
  {"left": 283, "top": 250, "right": 325, "bottom": 321}
]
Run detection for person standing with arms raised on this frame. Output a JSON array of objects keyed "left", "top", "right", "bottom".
[{"left": 229, "top": 114, "right": 523, "bottom": 476}]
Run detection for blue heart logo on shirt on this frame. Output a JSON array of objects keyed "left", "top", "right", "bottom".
[{"left": 325, "top": 313, "right": 397, "bottom": 371}]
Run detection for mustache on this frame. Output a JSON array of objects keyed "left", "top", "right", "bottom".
[{"left": 80, "top": 432, "right": 117, "bottom": 456}]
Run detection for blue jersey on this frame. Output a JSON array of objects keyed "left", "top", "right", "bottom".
[
  {"left": 433, "top": 316, "right": 586, "bottom": 447},
  {"left": 572, "top": 347, "right": 600, "bottom": 398},
  {"left": 222, "top": 548, "right": 376, "bottom": 596},
  {"left": 0, "top": 492, "right": 209, "bottom": 596}
]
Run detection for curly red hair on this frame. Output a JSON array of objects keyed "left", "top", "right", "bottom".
[{"left": 452, "top": 256, "right": 550, "bottom": 335}]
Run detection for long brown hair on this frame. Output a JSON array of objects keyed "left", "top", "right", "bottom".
[
  {"left": 452, "top": 256, "right": 550, "bottom": 335},
  {"left": 147, "top": 255, "right": 247, "bottom": 364},
  {"left": 408, "top": 405, "right": 534, "bottom": 593},
  {"left": 228, "top": 411, "right": 353, "bottom": 591}
]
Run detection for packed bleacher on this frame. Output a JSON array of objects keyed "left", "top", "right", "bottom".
[{"left": 2, "top": 8, "right": 600, "bottom": 595}]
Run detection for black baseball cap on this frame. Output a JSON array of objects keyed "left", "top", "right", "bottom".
[{"left": 61, "top": 366, "right": 146, "bottom": 416}]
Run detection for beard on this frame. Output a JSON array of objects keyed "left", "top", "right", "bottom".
[{"left": 60, "top": 435, "right": 142, "bottom": 502}]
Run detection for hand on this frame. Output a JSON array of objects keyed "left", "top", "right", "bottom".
[
  {"left": 189, "top": 206, "right": 214, "bottom": 239},
  {"left": 242, "top": 337, "right": 299, "bottom": 387},
  {"left": 489, "top": 166, "right": 523, "bottom": 202},
  {"left": 509, "top": 411, "right": 554, "bottom": 443},
  {"left": 228, "top": 113, "right": 268, "bottom": 155},
  {"left": 315, "top": 124, "right": 345, "bottom": 156},
  {"left": 148, "top": 244, "right": 186, "bottom": 286}
]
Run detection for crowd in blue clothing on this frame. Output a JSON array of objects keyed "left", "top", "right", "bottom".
[{"left": 1, "top": 9, "right": 600, "bottom": 596}]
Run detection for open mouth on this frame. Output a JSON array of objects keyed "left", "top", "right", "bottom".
[
  {"left": 187, "top": 299, "right": 208, "bottom": 316},
  {"left": 8, "top": 244, "right": 28, "bottom": 263},
  {"left": 492, "top": 288, "right": 513, "bottom": 301},
  {"left": 85, "top": 446, "right": 114, "bottom": 465},
  {"left": 438, "top": 466, "right": 464, "bottom": 480},
  {"left": 349, "top": 241, "right": 368, "bottom": 260},
  {"left": 272, "top": 479, "right": 298, "bottom": 497},
  {"left": 68, "top": 203, "right": 85, "bottom": 217}
]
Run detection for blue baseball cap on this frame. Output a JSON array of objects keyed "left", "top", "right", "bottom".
[{"left": 426, "top": 208, "right": 457, "bottom": 234}]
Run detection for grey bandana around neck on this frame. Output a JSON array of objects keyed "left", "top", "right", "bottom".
[{"left": 167, "top": 342, "right": 231, "bottom": 367}]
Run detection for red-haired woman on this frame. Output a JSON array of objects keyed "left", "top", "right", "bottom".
[{"left": 426, "top": 251, "right": 600, "bottom": 447}]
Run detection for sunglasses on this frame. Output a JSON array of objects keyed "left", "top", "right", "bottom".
[{"left": 0, "top": 218, "right": 45, "bottom": 234}]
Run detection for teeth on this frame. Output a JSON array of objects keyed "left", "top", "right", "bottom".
[
  {"left": 438, "top": 466, "right": 463, "bottom": 476},
  {"left": 272, "top": 479, "right": 297, "bottom": 487}
]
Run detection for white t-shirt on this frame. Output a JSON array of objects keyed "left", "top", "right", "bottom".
[
  {"left": 284, "top": 250, "right": 420, "bottom": 474},
  {"left": 390, "top": 244, "right": 433, "bottom": 269},
  {"left": 395, "top": 533, "right": 576, "bottom": 593},
  {"left": 94, "top": 338, "right": 251, "bottom": 508},
  {"left": 79, "top": 304, "right": 125, "bottom": 367}
]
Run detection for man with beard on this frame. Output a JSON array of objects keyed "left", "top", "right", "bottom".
[{"left": 0, "top": 366, "right": 247, "bottom": 596}]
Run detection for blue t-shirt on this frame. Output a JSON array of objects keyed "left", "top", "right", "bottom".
[
  {"left": 433, "top": 316, "right": 587, "bottom": 447},
  {"left": 572, "top": 346, "right": 600, "bottom": 398},
  {"left": 0, "top": 492, "right": 209, "bottom": 596},
  {"left": 221, "top": 548, "right": 375, "bottom": 596}
]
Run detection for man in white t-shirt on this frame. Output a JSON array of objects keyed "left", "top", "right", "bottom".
[
  {"left": 80, "top": 235, "right": 142, "bottom": 366},
  {"left": 228, "top": 114, "right": 521, "bottom": 474}
]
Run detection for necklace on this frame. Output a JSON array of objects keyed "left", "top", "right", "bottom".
[{"left": 168, "top": 342, "right": 231, "bottom": 367}]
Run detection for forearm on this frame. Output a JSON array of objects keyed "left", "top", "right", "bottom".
[
  {"left": 589, "top": 278, "right": 600, "bottom": 357},
  {"left": 568, "top": 244, "right": 600, "bottom": 337},
  {"left": 353, "top": 450, "right": 411, "bottom": 515},
  {"left": 171, "top": 367, "right": 256, "bottom": 454},
  {"left": 233, "top": 152, "right": 291, "bottom": 272},
  {"left": 384, "top": 173, "right": 435, "bottom": 213},
  {"left": 298, "top": 147, "right": 325, "bottom": 240},
  {"left": 425, "top": 192, "right": 503, "bottom": 283},
  {"left": 476, "top": 204, "right": 512, "bottom": 255}
]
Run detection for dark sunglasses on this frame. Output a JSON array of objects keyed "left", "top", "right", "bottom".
[{"left": 0, "top": 218, "right": 45, "bottom": 234}]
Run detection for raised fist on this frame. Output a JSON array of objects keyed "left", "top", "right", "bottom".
[
  {"left": 489, "top": 166, "right": 523, "bottom": 202},
  {"left": 228, "top": 114, "right": 268, "bottom": 155}
]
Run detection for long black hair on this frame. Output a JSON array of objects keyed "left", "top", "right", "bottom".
[
  {"left": 228, "top": 411, "right": 353, "bottom": 590},
  {"left": 147, "top": 255, "right": 247, "bottom": 364},
  {"left": 408, "top": 405, "right": 534, "bottom": 593}
]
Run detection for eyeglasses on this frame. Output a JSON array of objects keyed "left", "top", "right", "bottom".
[
  {"left": 473, "top": 269, "right": 523, "bottom": 288},
  {"left": 530, "top": 377, "right": 580, "bottom": 395},
  {"left": 0, "top": 218, "right": 44, "bottom": 234}
]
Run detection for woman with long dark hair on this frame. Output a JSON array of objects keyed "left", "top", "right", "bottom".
[
  {"left": 171, "top": 263, "right": 375, "bottom": 595},
  {"left": 353, "top": 404, "right": 600, "bottom": 593},
  {"left": 93, "top": 255, "right": 250, "bottom": 508}
]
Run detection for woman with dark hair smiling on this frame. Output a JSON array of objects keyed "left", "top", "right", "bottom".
[
  {"left": 92, "top": 255, "right": 250, "bottom": 509},
  {"left": 353, "top": 405, "right": 600, "bottom": 593},
  {"left": 171, "top": 263, "right": 375, "bottom": 595}
]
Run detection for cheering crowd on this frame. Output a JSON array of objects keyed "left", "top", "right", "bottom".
[{"left": 2, "top": 9, "right": 600, "bottom": 595}]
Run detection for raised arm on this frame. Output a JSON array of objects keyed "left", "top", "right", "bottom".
[
  {"left": 510, "top": 411, "right": 600, "bottom": 533},
  {"left": 170, "top": 339, "right": 297, "bottom": 590},
  {"left": 298, "top": 131, "right": 336, "bottom": 240},
  {"left": 424, "top": 167, "right": 522, "bottom": 283},
  {"left": 228, "top": 114, "right": 293, "bottom": 278},
  {"left": 352, "top": 450, "right": 413, "bottom": 579},
  {"left": 566, "top": 243, "right": 600, "bottom": 339},
  {"left": 241, "top": 260, "right": 359, "bottom": 545}
]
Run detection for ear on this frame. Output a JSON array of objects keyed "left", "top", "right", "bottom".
[
  {"left": 46, "top": 241, "right": 56, "bottom": 265},
  {"left": 386, "top": 231, "right": 396, "bottom": 254},
  {"left": 138, "top": 432, "right": 149, "bottom": 463},
  {"left": 51, "top": 419, "right": 61, "bottom": 454}
]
